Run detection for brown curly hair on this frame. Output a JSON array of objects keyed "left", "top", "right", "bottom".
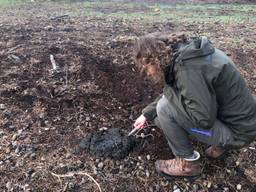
[{"left": 134, "top": 32, "right": 188, "bottom": 83}]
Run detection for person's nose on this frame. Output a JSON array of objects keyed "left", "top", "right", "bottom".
[{"left": 147, "top": 66, "right": 156, "bottom": 76}]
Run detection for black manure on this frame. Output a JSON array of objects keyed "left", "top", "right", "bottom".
[{"left": 78, "top": 128, "right": 138, "bottom": 159}]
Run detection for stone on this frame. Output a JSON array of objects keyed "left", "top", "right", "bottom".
[
  {"left": 85, "top": 116, "right": 90, "bottom": 121},
  {"left": 173, "top": 188, "right": 181, "bottom": 192},
  {"left": 146, "top": 170, "right": 150, "bottom": 178},
  {"left": 98, "top": 162, "right": 104, "bottom": 169},
  {"left": 0, "top": 103, "right": 5, "bottom": 110},
  {"left": 93, "top": 166, "right": 97, "bottom": 174},
  {"left": 207, "top": 181, "right": 212, "bottom": 188},
  {"left": 24, "top": 152, "right": 31, "bottom": 159},
  {"left": 99, "top": 127, "right": 108, "bottom": 131},
  {"left": 10, "top": 166, "right": 16, "bottom": 171},
  {"left": 6, "top": 147, "right": 11, "bottom": 154},
  {"left": 161, "top": 181, "right": 169, "bottom": 187},
  {"left": 30, "top": 153, "right": 36, "bottom": 159},
  {"left": 8, "top": 125, "right": 16, "bottom": 131},
  {"left": 3, "top": 135, "right": 8, "bottom": 140},
  {"left": 15, "top": 146, "right": 20, "bottom": 154},
  {"left": 16, "top": 160, "right": 24, "bottom": 167},
  {"left": 6, "top": 182, "right": 12, "bottom": 190},
  {"left": 193, "top": 184, "right": 198, "bottom": 191},
  {"left": 17, "top": 129, "right": 23, "bottom": 136},
  {"left": 12, "top": 134, "right": 18, "bottom": 141},
  {"left": 65, "top": 153, "right": 72, "bottom": 159},
  {"left": 68, "top": 182, "right": 75, "bottom": 188},
  {"left": 236, "top": 184, "right": 242, "bottom": 190},
  {"left": 12, "top": 141, "right": 18, "bottom": 147}
]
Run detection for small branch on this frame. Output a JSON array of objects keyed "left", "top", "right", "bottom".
[
  {"left": 50, "top": 14, "right": 69, "bottom": 21},
  {"left": 135, "top": 133, "right": 154, "bottom": 139},
  {"left": 52, "top": 172, "right": 63, "bottom": 188},
  {"left": 49, "top": 54, "right": 61, "bottom": 74},
  {"left": 50, "top": 54, "right": 58, "bottom": 71},
  {"left": 50, "top": 171, "right": 102, "bottom": 192},
  {"left": 6, "top": 45, "right": 22, "bottom": 54},
  {"left": 65, "top": 63, "right": 68, "bottom": 86}
]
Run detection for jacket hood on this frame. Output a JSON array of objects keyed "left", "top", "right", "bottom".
[{"left": 178, "top": 36, "right": 215, "bottom": 60}]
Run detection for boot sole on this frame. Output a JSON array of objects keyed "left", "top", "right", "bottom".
[
  {"left": 157, "top": 170, "right": 201, "bottom": 181},
  {"left": 205, "top": 150, "right": 228, "bottom": 160}
]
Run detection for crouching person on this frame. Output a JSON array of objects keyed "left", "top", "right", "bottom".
[{"left": 133, "top": 33, "right": 256, "bottom": 179}]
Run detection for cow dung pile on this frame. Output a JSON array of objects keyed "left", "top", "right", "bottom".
[{"left": 78, "top": 128, "right": 139, "bottom": 159}]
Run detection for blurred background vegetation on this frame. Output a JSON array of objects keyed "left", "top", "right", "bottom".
[{"left": 0, "top": 0, "right": 255, "bottom": 24}]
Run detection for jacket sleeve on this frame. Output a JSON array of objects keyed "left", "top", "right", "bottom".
[
  {"left": 142, "top": 94, "right": 163, "bottom": 121},
  {"left": 177, "top": 69, "right": 217, "bottom": 129}
]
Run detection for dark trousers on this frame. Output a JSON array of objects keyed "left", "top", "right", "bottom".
[{"left": 155, "top": 96, "right": 234, "bottom": 158}]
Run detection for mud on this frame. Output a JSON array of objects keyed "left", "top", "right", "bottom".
[{"left": 78, "top": 128, "right": 138, "bottom": 159}]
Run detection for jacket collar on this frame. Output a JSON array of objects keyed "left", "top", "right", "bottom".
[{"left": 178, "top": 36, "right": 215, "bottom": 60}]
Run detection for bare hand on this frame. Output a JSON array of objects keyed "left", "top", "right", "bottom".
[{"left": 133, "top": 114, "right": 147, "bottom": 129}]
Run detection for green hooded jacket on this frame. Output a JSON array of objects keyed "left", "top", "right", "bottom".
[{"left": 142, "top": 36, "right": 256, "bottom": 147}]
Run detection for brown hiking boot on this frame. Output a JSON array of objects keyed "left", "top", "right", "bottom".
[
  {"left": 155, "top": 158, "right": 201, "bottom": 180},
  {"left": 205, "top": 146, "right": 227, "bottom": 159}
]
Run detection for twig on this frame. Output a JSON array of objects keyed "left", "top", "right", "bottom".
[
  {"left": 6, "top": 45, "right": 22, "bottom": 54},
  {"left": 52, "top": 172, "right": 63, "bottom": 188},
  {"left": 135, "top": 132, "right": 155, "bottom": 139},
  {"left": 227, "top": 181, "right": 236, "bottom": 191},
  {"left": 50, "top": 14, "right": 69, "bottom": 21},
  {"left": 174, "top": 181, "right": 185, "bottom": 191},
  {"left": 129, "top": 123, "right": 157, "bottom": 137},
  {"left": 65, "top": 63, "right": 68, "bottom": 86},
  {"left": 50, "top": 171, "right": 102, "bottom": 192},
  {"left": 50, "top": 54, "right": 58, "bottom": 71}
]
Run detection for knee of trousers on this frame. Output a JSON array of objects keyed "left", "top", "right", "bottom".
[{"left": 156, "top": 96, "right": 171, "bottom": 118}]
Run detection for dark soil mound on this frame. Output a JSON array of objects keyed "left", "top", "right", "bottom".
[{"left": 78, "top": 128, "right": 138, "bottom": 159}]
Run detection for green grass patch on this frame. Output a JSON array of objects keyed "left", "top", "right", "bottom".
[
  {"left": 84, "top": 1, "right": 143, "bottom": 9},
  {"left": 82, "top": 1, "right": 256, "bottom": 24},
  {"left": 0, "top": 0, "right": 29, "bottom": 7}
]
